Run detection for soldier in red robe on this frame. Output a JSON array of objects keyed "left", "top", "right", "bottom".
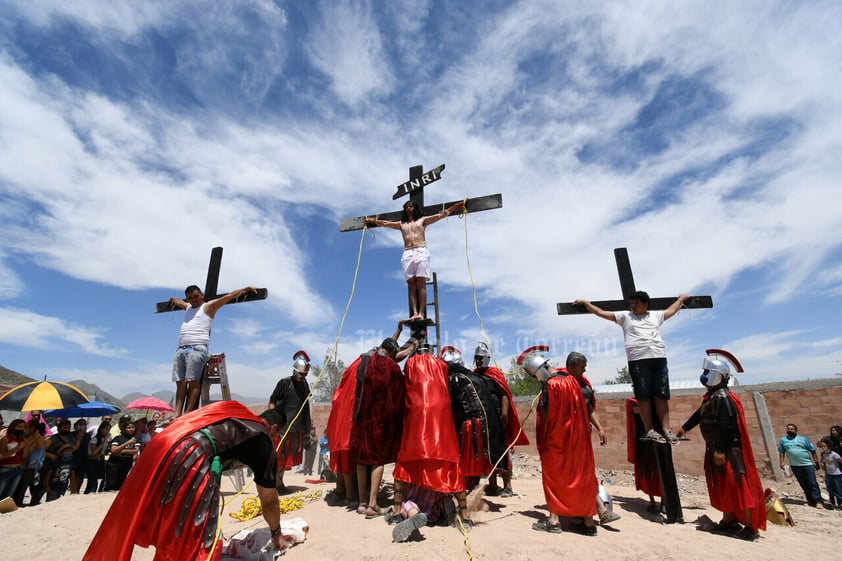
[
  {"left": 326, "top": 354, "right": 361, "bottom": 506},
  {"left": 472, "top": 342, "right": 530, "bottom": 497},
  {"left": 391, "top": 349, "right": 472, "bottom": 528},
  {"left": 83, "top": 401, "right": 287, "bottom": 561},
  {"left": 676, "top": 354, "right": 766, "bottom": 541},
  {"left": 521, "top": 347, "right": 598, "bottom": 535},
  {"left": 351, "top": 331, "right": 417, "bottom": 517}
]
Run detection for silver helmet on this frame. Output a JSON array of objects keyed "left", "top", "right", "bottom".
[
  {"left": 440, "top": 346, "right": 464, "bottom": 365},
  {"left": 700, "top": 356, "right": 730, "bottom": 387},
  {"left": 523, "top": 353, "right": 550, "bottom": 378},
  {"left": 292, "top": 350, "right": 311, "bottom": 375},
  {"left": 474, "top": 342, "right": 491, "bottom": 368}
]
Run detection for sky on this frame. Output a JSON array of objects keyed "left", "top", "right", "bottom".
[{"left": 1, "top": 1, "right": 841, "bottom": 402}]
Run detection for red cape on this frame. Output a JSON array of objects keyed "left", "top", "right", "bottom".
[
  {"left": 624, "top": 397, "right": 661, "bottom": 498},
  {"left": 480, "top": 366, "right": 530, "bottom": 446},
  {"left": 536, "top": 374, "right": 597, "bottom": 517},
  {"left": 703, "top": 391, "right": 767, "bottom": 532},
  {"left": 350, "top": 351, "right": 405, "bottom": 465},
  {"left": 326, "top": 355, "right": 360, "bottom": 474},
  {"left": 393, "top": 353, "right": 464, "bottom": 493},
  {"left": 83, "top": 401, "right": 263, "bottom": 561}
]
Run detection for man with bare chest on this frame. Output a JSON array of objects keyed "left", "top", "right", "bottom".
[{"left": 366, "top": 199, "right": 464, "bottom": 320}]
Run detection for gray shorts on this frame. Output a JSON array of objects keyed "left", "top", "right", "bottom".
[{"left": 172, "top": 344, "right": 209, "bottom": 382}]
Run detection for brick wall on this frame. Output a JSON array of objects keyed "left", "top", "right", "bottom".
[{"left": 298, "top": 377, "right": 842, "bottom": 480}]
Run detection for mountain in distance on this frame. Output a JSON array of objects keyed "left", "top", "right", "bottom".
[
  {"left": 0, "top": 365, "right": 35, "bottom": 388},
  {"left": 67, "top": 379, "right": 126, "bottom": 409}
]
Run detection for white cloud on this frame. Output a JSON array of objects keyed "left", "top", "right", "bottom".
[
  {"left": 305, "top": 0, "right": 394, "bottom": 108},
  {"left": 0, "top": 307, "right": 128, "bottom": 357}
]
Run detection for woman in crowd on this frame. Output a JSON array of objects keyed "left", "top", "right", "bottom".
[
  {"left": 86, "top": 422, "right": 111, "bottom": 493},
  {"left": 12, "top": 420, "right": 48, "bottom": 506},
  {"left": 69, "top": 419, "right": 91, "bottom": 494},
  {"left": 104, "top": 421, "right": 139, "bottom": 491},
  {"left": 0, "top": 419, "right": 26, "bottom": 500}
]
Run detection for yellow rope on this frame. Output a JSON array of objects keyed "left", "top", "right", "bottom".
[
  {"left": 460, "top": 205, "right": 497, "bottom": 369},
  {"left": 209, "top": 226, "right": 370, "bottom": 561},
  {"left": 272, "top": 223, "right": 368, "bottom": 457}
]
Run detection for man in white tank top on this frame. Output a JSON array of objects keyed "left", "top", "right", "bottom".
[{"left": 169, "top": 284, "right": 257, "bottom": 416}]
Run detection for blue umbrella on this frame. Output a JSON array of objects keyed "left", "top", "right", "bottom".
[{"left": 45, "top": 400, "right": 120, "bottom": 418}]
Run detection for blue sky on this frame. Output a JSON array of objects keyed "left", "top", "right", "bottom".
[{"left": 1, "top": 1, "right": 841, "bottom": 400}]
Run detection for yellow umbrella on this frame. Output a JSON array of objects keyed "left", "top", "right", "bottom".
[{"left": 0, "top": 380, "right": 89, "bottom": 412}]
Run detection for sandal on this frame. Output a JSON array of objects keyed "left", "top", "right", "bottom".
[
  {"left": 665, "top": 431, "right": 680, "bottom": 445},
  {"left": 499, "top": 487, "right": 513, "bottom": 498},
  {"left": 531, "top": 519, "right": 562, "bottom": 534},
  {"left": 356, "top": 503, "right": 368, "bottom": 515},
  {"left": 641, "top": 429, "right": 667, "bottom": 444},
  {"left": 365, "top": 506, "right": 384, "bottom": 519}
]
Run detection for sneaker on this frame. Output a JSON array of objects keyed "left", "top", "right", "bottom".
[
  {"left": 599, "top": 510, "right": 621, "bottom": 525},
  {"left": 531, "top": 520, "right": 563, "bottom": 534},
  {"left": 712, "top": 520, "right": 742, "bottom": 535},
  {"left": 570, "top": 523, "right": 598, "bottom": 536},
  {"left": 735, "top": 527, "right": 759, "bottom": 541},
  {"left": 392, "top": 512, "right": 427, "bottom": 542}
]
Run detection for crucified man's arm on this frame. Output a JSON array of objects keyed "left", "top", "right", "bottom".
[{"left": 422, "top": 200, "right": 465, "bottom": 227}]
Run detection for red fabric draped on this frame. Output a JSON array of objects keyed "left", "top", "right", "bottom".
[
  {"left": 83, "top": 401, "right": 262, "bottom": 561},
  {"left": 274, "top": 430, "right": 303, "bottom": 469},
  {"left": 393, "top": 353, "right": 464, "bottom": 493},
  {"left": 536, "top": 375, "right": 597, "bottom": 517},
  {"left": 703, "top": 392, "right": 767, "bottom": 532},
  {"left": 326, "top": 356, "right": 360, "bottom": 474},
  {"left": 481, "top": 366, "right": 530, "bottom": 446},
  {"left": 350, "top": 351, "right": 405, "bottom": 465},
  {"left": 625, "top": 398, "right": 661, "bottom": 498},
  {"left": 459, "top": 418, "right": 491, "bottom": 476}
]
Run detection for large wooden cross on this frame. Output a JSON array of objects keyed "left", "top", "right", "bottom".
[
  {"left": 339, "top": 164, "right": 503, "bottom": 232},
  {"left": 340, "top": 164, "right": 502, "bottom": 331},
  {"left": 556, "top": 247, "right": 713, "bottom": 315},
  {"left": 154, "top": 246, "right": 268, "bottom": 313}
]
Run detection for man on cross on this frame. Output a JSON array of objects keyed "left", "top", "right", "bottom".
[
  {"left": 366, "top": 199, "right": 464, "bottom": 320},
  {"left": 574, "top": 290, "right": 689, "bottom": 445},
  {"left": 169, "top": 284, "right": 258, "bottom": 417}
]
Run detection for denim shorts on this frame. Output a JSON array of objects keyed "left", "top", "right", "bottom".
[
  {"left": 172, "top": 344, "right": 209, "bottom": 382},
  {"left": 628, "top": 357, "right": 670, "bottom": 400}
]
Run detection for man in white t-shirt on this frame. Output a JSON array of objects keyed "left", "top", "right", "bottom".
[
  {"left": 168, "top": 284, "right": 257, "bottom": 417},
  {"left": 575, "top": 290, "right": 688, "bottom": 444}
]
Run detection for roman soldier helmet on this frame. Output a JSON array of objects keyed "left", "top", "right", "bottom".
[
  {"left": 292, "top": 350, "right": 311, "bottom": 374},
  {"left": 700, "top": 356, "right": 730, "bottom": 387},
  {"left": 440, "top": 346, "right": 463, "bottom": 365},
  {"left": 474, "top": 342, "right": 491, "bottom": 368},
  {"left": 700, "top": 348, "right": 744, "bottom": 388},
  {"left": 517, "top": 345, "right": 551, "bottom": 378}
]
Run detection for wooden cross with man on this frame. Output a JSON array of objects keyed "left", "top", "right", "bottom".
[{"left": 341, "top": 164, "right": 502, "bottom": 334}]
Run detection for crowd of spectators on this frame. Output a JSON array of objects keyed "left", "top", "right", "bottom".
[{"left": 0, "top": 410, "right": 162, "bottom": 507}]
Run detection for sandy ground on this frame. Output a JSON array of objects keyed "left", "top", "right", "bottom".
[{"left": 1, "top": 454, "right": 838, "bottom": 561}]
